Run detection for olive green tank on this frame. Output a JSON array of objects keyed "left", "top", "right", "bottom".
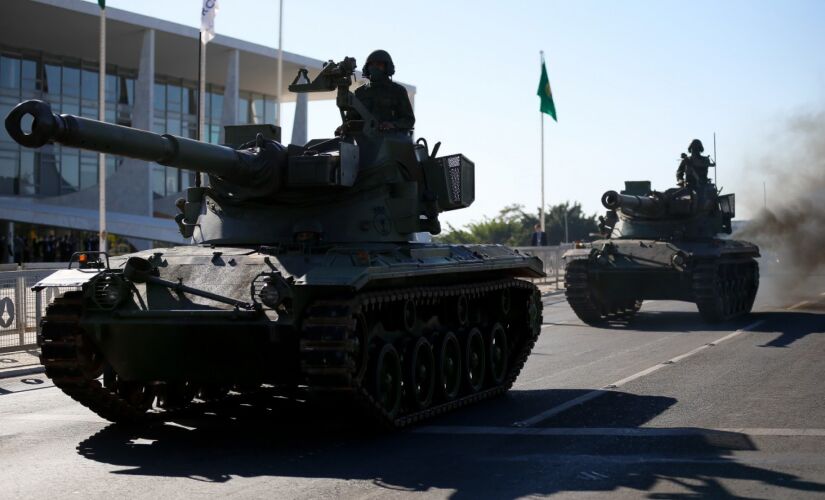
[
  {"left": 5, "top": 57, "right": 544, "bottom": 428},
  {"left": 563, "top": 180, "right": 759, "bottom": 325}
]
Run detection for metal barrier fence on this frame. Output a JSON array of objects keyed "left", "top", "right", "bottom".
[
  {"left": 0, "top": 263, "right": 77, "bottom": 353},
  {"left": 513, "top": 244, "right": 572, "bottom": 288}
]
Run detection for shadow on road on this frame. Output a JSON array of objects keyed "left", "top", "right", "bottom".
[
  {"left": 750, "top": 311, "right": 825, "bottom": 348},
  {"left": 74, "top": 389, "right": 825, "bottom": 498}
]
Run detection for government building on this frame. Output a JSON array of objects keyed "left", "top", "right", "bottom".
[{"left": 0, "top": 0, "right": 416, "bottom": 262}]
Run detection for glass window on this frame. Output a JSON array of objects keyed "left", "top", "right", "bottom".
[
  {"left": 264, "top": 98, "right": 276, "bottom": 125},
  {"left": 44, "top": 64, "right": 61, "bottom": 95},
  {"left": 105, "top": 74, "right": 117, "bottom": 104},
  {"left": 0, "top": 149, "right": 18, "bottom": 196},
  {"left": 22, "top": 59, "right": 37, "bottom": 91},
  {"left": 106, "top": 155, "right": 117, "bottom": 178},
  {"left": 118, "top": 76, "right": 132, "bottom": 105},
  {"left": 0, "top": 56, "right": 20, "bottom": 89},
  {"left": 167, "top": 84, "right": 181, "bottom": 113},
  {"left": 182, "top": 119, "right": 197, "bottom": 139},
  {"left": 183, "top": 87, "right": 197, "bottom": 116},
  {"left": 152, "top": 117, "right": 165, "bottom": 134},
  {"left": 165, "top": 166, "right": 178, "bottom": 194},
  {"left": 19, "top": 150, "right": 35, "bottom": 195},
  {"left": 81, "top": 69, "right": 98, "bottom": 101},
  {"left": 62, "top": 67, "right": 80, "bottom": 97},
  {"left": 60, "top": 148, "right": 80, "bottom": 193},
  {"left": 80, "top": 153, "right": 97, "bottom": 189},
  {"left": 209, "top": 124, "right": 220, "bottom": 144},
  {"left": 0, "top": 97, "right": 15, "bottom": 143},
  {"left": 210, "top": 92, "right": 223, "bottom": 123},
  {"left": 238, "top": 95, "right": 249, "bottom": 124},
  {"left": 154, "top": 82, "right": 166, "bottom": 112},
  {"left": 251, "top": 96, "right": 264, "bottom": 124},
  {"left": 166, "top": 117, "right": 181, "bottom": 136},
  {"left": 152, "top": 164, "right": 165, "bottom": 197}
]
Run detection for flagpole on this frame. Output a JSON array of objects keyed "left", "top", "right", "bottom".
[
  {"left": 197, "top": 32, "right": 206, "bottom": 186},
  {"left": 98, "top": 3, "right": 107, "bottom": 253},
  {"left": 539, "top": 50, "right": 546, "bottom": 238}
]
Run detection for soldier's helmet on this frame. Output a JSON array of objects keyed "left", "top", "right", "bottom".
[
  {"left": 688, "top": 139, "right": 704, "bottom": 154},
  {"left": 362, "top": 50, "right": 395, "bottom": 78}
]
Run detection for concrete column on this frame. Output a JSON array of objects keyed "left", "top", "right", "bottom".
[
  {"left": 129, "top": 28, "right": 155, "bottom": 218},
  {"left": 220, "top": 49, "right": 240, "bottom": 144},
  {"left": 291, "top": 83, "right": 308, "bottom": 146}
]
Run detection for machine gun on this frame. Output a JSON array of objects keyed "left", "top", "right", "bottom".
[{"left": 288, "top": 57, "right": 380, "bottom": 139}]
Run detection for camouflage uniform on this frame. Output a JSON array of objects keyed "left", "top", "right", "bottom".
[
  {"left": 353, "top": 81, "right": 415, "bottom": 132},
  {"left": 677, "top": 139, "right": 714, "bottom": 186},
  {"left": 351, "top": 50, "right": 415, "bottom": 134}
]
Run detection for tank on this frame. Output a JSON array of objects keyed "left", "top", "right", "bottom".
[
  {"left": 4, "top": 57, "right": 544, "bottom": 428},
  {"left": 562, "top": 179, "right": 759, "bottom": 324}
]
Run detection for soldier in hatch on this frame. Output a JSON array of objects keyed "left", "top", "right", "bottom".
[
  {"left": 677, "top": 139, "right": 715, "bottom": 187},
  {"left": 343, "top": 50, "right": 415, "bottom": 139}
]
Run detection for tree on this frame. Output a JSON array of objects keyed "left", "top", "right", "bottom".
[{"left": 436, "top": 202, "right": 598, "bottom": 246}]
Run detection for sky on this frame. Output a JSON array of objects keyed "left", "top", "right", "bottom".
[{"left": 84, "top": 0, "right": 825, "bottom": 228}]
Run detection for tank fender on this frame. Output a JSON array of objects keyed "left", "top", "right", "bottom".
[{"left": 562, "top": 247, "right": 594, "bottom": 261}]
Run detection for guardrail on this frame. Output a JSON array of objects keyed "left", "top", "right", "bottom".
[
  {"left": 0, "top": 263, "right": 78, "bottom": 353},
  {"left": 513, "top": 244, "right": 572, "bottom": 289}
]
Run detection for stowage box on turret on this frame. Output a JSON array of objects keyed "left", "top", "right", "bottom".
[
  {"left": 562, "top": 179, "right": 759, "bottom": 324},
  {"left": 5, "top": 57, "right": 544, "bottom": 428}
]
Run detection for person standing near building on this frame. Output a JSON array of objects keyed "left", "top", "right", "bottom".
[{"left": 530, "top": 223, "right": 547, "bottom": 246}]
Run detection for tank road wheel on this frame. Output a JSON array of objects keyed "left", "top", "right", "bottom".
[
  {"left": 455, "top": 294, "right": 470, "bottom": 327},
  {"left": 371, "top": 344, "right": 403, "bottom": 418},
  {"left": 402, "top": 299, "right": 417, "bottom": 333},
  {"left": 436, "top": 331, "right": 462, "bottom": 401},
  {"left": 103, "top": 366, "right": 155, "bottom": 412},
  {"left": 487, "top": 323, "right": 509, "bottom": 386},
  {"left": 464, "top": 328, "right": 486, "bottom": 393},
  {"left": 405, "top": 337, "right": 435, "bottom": 410},
  {"left": 564, "top": 259, "right": 608, "bottom": 325},
  {"left": 159, "top": 382, "right": 197, "bottom": 409},
  {"left": 693, "top": 260, "right": 755, "bottom": 322}
]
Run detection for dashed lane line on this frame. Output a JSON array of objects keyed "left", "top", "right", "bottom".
[{"left": 511, "top": 319, "right": 766, "bottom": 427}]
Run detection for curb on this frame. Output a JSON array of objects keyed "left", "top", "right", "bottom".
[{"left": 0, "top": 366, "right": 45, "bottom": 380}]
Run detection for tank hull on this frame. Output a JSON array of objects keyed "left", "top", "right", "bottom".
[
  {"left": 563, "top": 238, "right": 760, "bottom": 324},
  {"left": 37, "top": 243, "right": 544, "bottom": 428}
]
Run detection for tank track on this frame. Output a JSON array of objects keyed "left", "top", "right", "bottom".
[
  {"left": 564, "top": 259, "right": 642, "bottom": 325},
  {"left": 299, "top": 278, "right": 542, "bottom": 429},
  {"left": 692, "top": 257, "right": 759, "bottom": 322},
  {"left": 39, "top": 291, "right": 229, "bottom": 423}
]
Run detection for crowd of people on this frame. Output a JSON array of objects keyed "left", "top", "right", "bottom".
[{"left": 1, "top": 233, "right": 101, "bottom": 264}]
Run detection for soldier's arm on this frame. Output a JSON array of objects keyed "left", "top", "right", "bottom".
[{"left": 392, "top": 86, "right": 415, "bottom": 130}]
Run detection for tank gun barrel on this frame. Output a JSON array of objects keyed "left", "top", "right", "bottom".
[
  {"left": 601, "top": 190, "right": 662, "bottom": 214},
  {"left": 4, "top": 100, "right": 251, "bottom": 181}
]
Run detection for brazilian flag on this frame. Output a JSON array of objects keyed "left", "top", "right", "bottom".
[{"left": 537, "top": 60, "right": 557, "bottom": 122}]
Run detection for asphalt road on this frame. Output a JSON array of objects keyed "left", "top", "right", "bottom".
[{"left": 1, "top": 277, "right": 824, "bottom": 499}]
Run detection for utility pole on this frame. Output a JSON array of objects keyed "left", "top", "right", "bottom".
[
  {"left": 276, "top": 0, "right": 283, "bottom": 127},
  {"left": 98, "top": 1, "right": 107, "bottom": 253}
]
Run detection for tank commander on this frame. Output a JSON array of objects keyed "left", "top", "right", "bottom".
[
  {"left": 677, "top": 139, "right": 715, "bottom": 187},
  {"left": 338, "top": 50, "right": 415, "bottom": 138}
]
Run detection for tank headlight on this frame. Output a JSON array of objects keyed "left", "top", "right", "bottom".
[
  {"left": 92, "top": 275, "right": 126, "bottom": 309},
  {"left": 259, "top": 282, "right": 281, "bottom": 309},
  {"left": 671, "top": 252, "right": 686, "bottom": 268}
]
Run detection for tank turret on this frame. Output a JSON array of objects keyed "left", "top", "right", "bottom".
[{"left": 4, "top": 58, "right": 475, "bottom": 244}]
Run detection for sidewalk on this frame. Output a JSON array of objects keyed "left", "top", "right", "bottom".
[{"left": 0, "top": 349, "right": 44, "bottom": 379}]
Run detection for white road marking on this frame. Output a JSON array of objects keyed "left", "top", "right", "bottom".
[
  {"left": 0, "top": 413, "right": 105, "bottom": 423},
  {"left": 789, "top": 300, "right": 811, "bottom": 310},
  {"left": 413, "top": 426, "right": 825, "bottom": 438},
  {"left": 512, "top": 319, "right": 766, "bottom": 427}
]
